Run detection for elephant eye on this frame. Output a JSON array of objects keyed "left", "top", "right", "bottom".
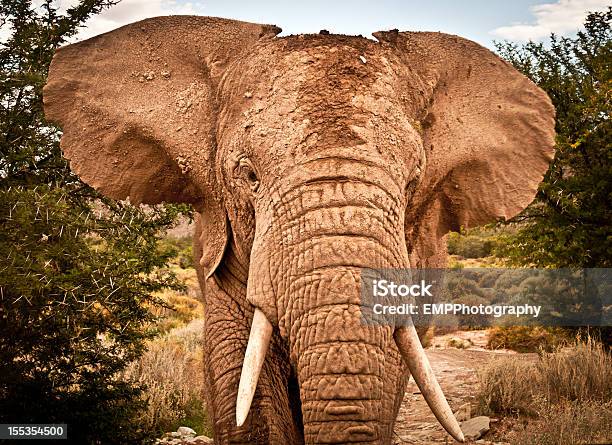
[{"left": 234, "top": 157, "right": 260, "bottom": 193}]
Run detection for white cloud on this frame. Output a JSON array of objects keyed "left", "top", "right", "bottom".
[
  {"left": 0, "top": 1, "right": 206, "bottom": 44},
  {"left": 491, "top": 0, "right": 609, "bottom": 41}
]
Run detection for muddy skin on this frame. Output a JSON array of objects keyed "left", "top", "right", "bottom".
[{"left": 44, "top": 16, "right": 555, "bottom": 445}]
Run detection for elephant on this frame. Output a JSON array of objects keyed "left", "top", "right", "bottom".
[{"left": 43, "top": 16, "right": 555, "bottom": 445}]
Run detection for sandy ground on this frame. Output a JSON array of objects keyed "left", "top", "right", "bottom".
[
  {"left": 393, "top": 330, "right": 522, "bottom": 444},
  {"left": 394, "top": 348, "right": 492, "bottom": 444}
]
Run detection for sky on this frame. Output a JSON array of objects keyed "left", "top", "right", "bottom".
[
  {"left": 0, "top": 0, "right": 606, "bottom": 47},
  {"left": 58, "top": 0, "right": 609, "bottom": 48}
]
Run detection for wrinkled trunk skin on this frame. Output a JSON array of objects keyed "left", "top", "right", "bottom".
[
  {"left": 292, "top": 270, "right": 406, "bottom": 445},
  {"left": 254, "top": 176, "right": 411, "bottom": 444}
]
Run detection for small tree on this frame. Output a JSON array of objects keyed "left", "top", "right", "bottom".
[
  {"left": 494, "top": 8, "right": 611, "bottom": 268},
  {"left": 0, "top": 2, "right": 188, "bottom": 443}
]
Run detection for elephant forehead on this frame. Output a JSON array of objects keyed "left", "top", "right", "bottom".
[
  {"left": 221, "top": 36, "right": 400, "bottom": 123},
  {"left": 219, "top": 38, "right": 422, "bottom": 175},
  {"left": 254, "top": 38, "right": 400, "bottom": 114},
  {"left": 274, "top": 47, "right": 389, "bottom": 147}
]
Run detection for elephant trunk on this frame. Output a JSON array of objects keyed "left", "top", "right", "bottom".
[
  {"left": 238, "top": 177, "right": 463, "bottom": 443},
  {"left": 294, "top": 269, "right": 392, "bottom": 444},
  {"left": 276, "top": 182, "right": 405, "bottom": 444}
]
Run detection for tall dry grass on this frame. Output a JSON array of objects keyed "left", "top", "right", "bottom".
[
  {"left": 478, "top": 355, "right": 537, "bottom": 415},
  {"left": 538, "top": 336, "right": 611, "bottom": 403},
  {"left": 478, "top": 336, "right": 612, "bottom": 415},
  {"left": 506, "top": 400, "right": 612, "bottom": 445},
  {"left": 124, "top": 319, "right": 210, "bottom": 436}
]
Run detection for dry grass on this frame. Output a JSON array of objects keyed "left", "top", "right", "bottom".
[
  {"left": 538, "top": 336, "right": 612, "bottom": 403},
  {"left": 126, "top": 239, "right": 211, "bottom": 436},
  {"left": 153, "top": 293, "right": 204, "bottom": 333},
  {"left": 151, "top": 266, "right": 204, "bottom": 333},
  {"left": 124, "top": 319, "right": 210, "bottom": 436},
  {"left": 478, "top": 336, "right": 612, "bottom": 416},
  {"left": 502, "top": 400, "right": 612, "bottom": 445},
  {"left": 478, "top": 355, "right": 538, "bottom": 415},
  {"left": 447, "top": 337, "right": 473, "bottom": 349}
]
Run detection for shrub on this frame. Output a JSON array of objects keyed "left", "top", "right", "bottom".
[
  {"left": 151, "top": 266, "right": 204, "bottom": 334},
  {"left": 478, "top": 269, "right": 504, "bottom": 288},
  {"left": 493, "top": 9, "right": 611, "bottom": 269},
  {"left": 447, "top": 228, "right": 499, "bottom": 259},
  {"left": 0, "top": 3, "right": 189, "bottom": 442},
  {"left": 153, "top": 293, "right": 204, "bottom": 333},
  {"left": 430, "top": 316, "right": 460, "bottom": 336},
  {"left": 158, "top": 236, "right": 195, "bottom": 269},
  {"left": 447, "top": 337, "right": 473, "bottom": 349},
  {"left": 448, "top": 257, "right": 465, "bottom": 269},
  {"left": 453, "top": 294, "right": 489, "bottom": 328},
  {"left": 477, "top": 355, "right": 537, "bottom": 415},
  {"left": 537, "top": 337, "right": 612, "bottom": 403},
  {"left": 487, "top": 326, "right": 569, "bottom": 353}
]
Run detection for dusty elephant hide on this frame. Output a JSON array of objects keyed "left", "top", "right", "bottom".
[{"left": 43, "top": 16, "right": 555, "bottom": 445}]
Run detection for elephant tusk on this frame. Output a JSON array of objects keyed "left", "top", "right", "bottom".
[
  {"left": 394, "top": 326, "right": 465, "bottom": 443},
  {"left": 236, "top": 308, "right": 273, "bottom": 427}
]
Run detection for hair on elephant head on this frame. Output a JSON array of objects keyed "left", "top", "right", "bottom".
[{"left": 44, "top": 16, "right": 555, "bottom": 445}]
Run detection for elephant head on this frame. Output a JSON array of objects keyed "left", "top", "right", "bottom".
[{"left": 44, "top": 17, "right": 555, "bottom": 445}]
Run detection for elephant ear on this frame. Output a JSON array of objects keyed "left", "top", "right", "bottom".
[
  {"left": 376, "top": 31, "right": 555, "bottom": 256},
  {"left": 44, "top": 16, "right": 281, "bottom": 277}
]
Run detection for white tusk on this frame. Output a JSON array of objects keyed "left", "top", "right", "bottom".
[
  {"left": 236, "top": 308, "right": 273, "bottom": 427},
  {"left": 394, "top": 326, "right": 465, "bottom": 442}
]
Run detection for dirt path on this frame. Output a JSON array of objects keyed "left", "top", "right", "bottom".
[{"left": 393, "top": 331, "right": 516, "bottom": 444}]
